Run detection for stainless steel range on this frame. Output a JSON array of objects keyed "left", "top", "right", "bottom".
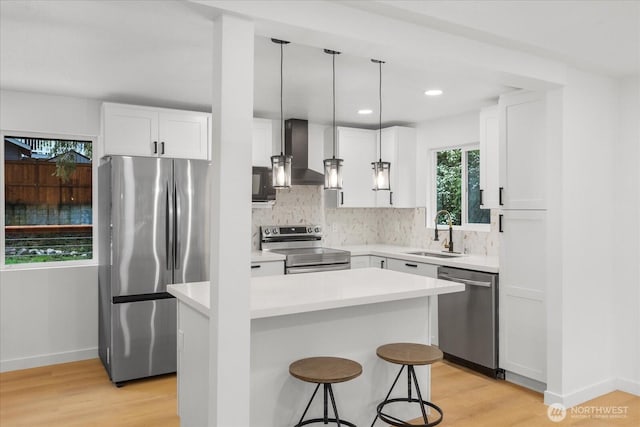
[{"left": 260, "top": 225, "right": 350, "bottom": 274}]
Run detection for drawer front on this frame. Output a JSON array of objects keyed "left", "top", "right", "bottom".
[
  {"left": 386, "top": 258, "right": 437, "bottom": 278},
  {"left": 350, "top": 256, "right": 371, "bottom": 269},
  {"left": 251, "top": 261, "right": 284, "bottom": 277}
]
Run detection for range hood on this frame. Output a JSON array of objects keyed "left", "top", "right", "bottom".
[{"left": 285, "top": 119, "right": 326, "bottom": 186}]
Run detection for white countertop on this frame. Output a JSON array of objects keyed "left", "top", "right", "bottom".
[
  {"left": 168, "top": 268, "right": 464, "bottom": 319},
  {"left": 336, "top": 244, "right": 499, "bottom": 273},
  {"left": 250, "top": 251, "right": 286, "bottom": 262}
]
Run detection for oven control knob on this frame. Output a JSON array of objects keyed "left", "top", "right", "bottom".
[
  {"left": 307, "top": 227, "right": 313, "bottom": 233},
  {"left": 314, "top": 227, "right": 321, "bottom": 233},
  {"left": 264, "top": 229, "right": 270, "bottom": 235},
  {"left": 272, "top": 228, "right": 278, "bottom": 235}
]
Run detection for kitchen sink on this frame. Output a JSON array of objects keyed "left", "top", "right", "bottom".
[{"left": 407, "top": 251, "right": 464, "bottom": 258}]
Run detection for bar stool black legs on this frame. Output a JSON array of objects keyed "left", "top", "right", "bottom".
[
  {"left": 295, "top": 382, "right": 356, "bottom": 427},
  {"left": 371, "top": 343, "right": 444, "bottom": 427},
  {"left": 370, "top": 364, "right": 443, "bottom": 427},
  {"left": 289, "top": 356, "right": 362, "bottom": 427}
]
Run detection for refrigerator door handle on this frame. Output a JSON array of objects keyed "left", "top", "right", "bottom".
[
  {"left": 174, "top": 182, "right": 180, "bottom": 270},
  {"left": 166, "top": 182, "right": 173, "bottom": 271}
]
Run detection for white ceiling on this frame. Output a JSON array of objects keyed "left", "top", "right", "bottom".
[
  {"left": 344, "top": 0, "right": 640, "bottom": 77},
  {"left": 1, "top": 0, "right": 637, "bottom": 129}
]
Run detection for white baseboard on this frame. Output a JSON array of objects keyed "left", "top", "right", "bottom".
[
  {"left": 505, "top": 371, "right": 546, "bottom": 393},
  {"left": 544, "top": 378, "right": 617, "bottom": 408},
  {"left": 616, "top": 377, "right": 640, "bottom": 396},
  {"left": 0, "top": 347, "right": 98, "bottom": 373}
]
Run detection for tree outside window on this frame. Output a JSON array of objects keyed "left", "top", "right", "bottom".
[{"left": 434, "top": 146, "right": 489, "bottom": 227}]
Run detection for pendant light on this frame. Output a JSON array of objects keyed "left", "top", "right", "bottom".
[
  {"left": 323, "top": 49, "right": 344, "bottom": 190},
  {"left": 271, "top": 38, "right": 292, "bottom": 188},
  {"left": 371, "top": 59, "right": 390, "bottom": 191}
]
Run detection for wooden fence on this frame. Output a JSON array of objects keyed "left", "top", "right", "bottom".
[{"left": 4, "top": 160, "right": 92, "bottom": 205}]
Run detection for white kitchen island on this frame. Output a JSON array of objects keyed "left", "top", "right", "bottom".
[{"left": 168, "top": 268, "right": 464, "bottom": 427}]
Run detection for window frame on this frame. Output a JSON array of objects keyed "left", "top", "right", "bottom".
[
  {"left": 429, "top": 142, "right": 490, "bottom": 232},
  {"left": 1, "top": 130, "right": 99, "bottom": 270}
]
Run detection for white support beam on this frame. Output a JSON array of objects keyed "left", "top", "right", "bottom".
[{"left": 209, "top": 14, "right": 254, "bottom": 427}]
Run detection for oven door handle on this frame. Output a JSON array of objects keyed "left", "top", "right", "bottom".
[{"left": 286, "top": 264, "right": 350, "bottom": 274}]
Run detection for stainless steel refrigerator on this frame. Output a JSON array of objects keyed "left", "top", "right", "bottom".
[{"left": 98, "top": 156, "right": 210, "bottom": 385}]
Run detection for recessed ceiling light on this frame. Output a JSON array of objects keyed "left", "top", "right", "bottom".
[
  {"left": 424, "top": 89, "right": 443, "bottom": 96},
  {"left": 358, "top": 109, "right": 373, "bottom": 115}
]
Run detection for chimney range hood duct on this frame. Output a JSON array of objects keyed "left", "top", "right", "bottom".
[{"left": 285, "top": 119, "right": 326, "bottom": 185}]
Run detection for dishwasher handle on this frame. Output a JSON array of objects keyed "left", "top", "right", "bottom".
[{"left": 438, "top": 273, "right": 492, "bottom": 288}]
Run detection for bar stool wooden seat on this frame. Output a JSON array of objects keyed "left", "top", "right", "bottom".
[
  {"left": 371, "top": 343, "right": 444, "bottom": 427},
  {"left": 289, "top": 356, "right": 362, "bottom": 427}
]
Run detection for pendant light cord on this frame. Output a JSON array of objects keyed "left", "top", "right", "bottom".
[
  {"left": 280, "top": 42, "right": 284, "bottom": 156},
  {"left": 332, "top": 52, "right": 336, "bottom": 159},
  {"left": 378, "top": 60, "right": 382, "bottom": 162}
]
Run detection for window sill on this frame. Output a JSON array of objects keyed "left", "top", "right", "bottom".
[
  {"left": 428, "top": 224, "right": 491, "bottom": 233},
  {"left": 1, "top": 259, "right": 98, "bottom": 272}
]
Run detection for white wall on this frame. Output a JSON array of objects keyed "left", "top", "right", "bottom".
[
  {"left": 415, "top": 110, "right": 481, "bottom": 210},
  {"left": 0, "top": 89, "right": 101, "bottom": 371},
  {"left": 613, "top": 76, "right": 640, "bottom": 395},
  {"left": 547, "top": 68, "right": 618, "bottom": 406},
  {"left": 0, "top": 265, "right": 98, "bottom": 371}
]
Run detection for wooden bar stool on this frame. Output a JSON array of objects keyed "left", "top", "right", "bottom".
[
  {"left": 371, "top": 343, "right": 443, "bottom": 427},
  {"left": 289, "top": 356, "right": 362, "bottom": 427}
]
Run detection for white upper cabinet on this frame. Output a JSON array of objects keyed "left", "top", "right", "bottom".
[
  {"left": 252, "top": 118, "right": 273, "bottom": 167},
  {"left": 325, "top": 126, "right": 377, "bottom": 208},
  {"left": 375, "top": 126, "right": 421, "bottom": 208},
  {"left": 498, "top": 91, "right": 547, "bottom": 210},
  {"left": 103, "top": 103, "right": 210, "bottom": 160},
  {"left": 479, "top": 105, "right": 500, "bottom": 209}
]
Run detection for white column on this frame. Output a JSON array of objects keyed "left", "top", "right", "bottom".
[{"left": 209, "top": 14, "right": 254, "bottom": 427}]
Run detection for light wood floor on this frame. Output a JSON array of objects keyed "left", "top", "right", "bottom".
[{"left": 0, "top": 358, "right": 638, "bottom": 426}]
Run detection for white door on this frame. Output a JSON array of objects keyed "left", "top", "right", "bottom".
[
  {"left": 375, "top": 128, "right": 395, "bottom": 208},
  {"left": 337, "top": 127, "right": 377, "bottom": 208},
  {"left": 479, "top": 105, "right": 500, "bottom": 209},
  {"left": 499, "top": 209, "right": 547, "bottom": 382},
  {"left": 252, "top": 118, "right": 273, "bottom": 167},
  {"left": 499, "top": 91, "right": 547, "bottom": 210},
  {"left": 159, "top": 111, "right": 209, "bottom": 160},
  {"left": 103, "top": 104, "right": 159, "bottom": 157}
]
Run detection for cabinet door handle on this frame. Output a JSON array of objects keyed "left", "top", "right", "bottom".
[
  {"left": 381, "top": 260, "right": 385, "bottom": 269},
  {"left": 499, "top": 187, "right": 504, "bottom": 206},
  {"left": 153, "top": 141, "right": 158, "bottom": 154},
  {"left": 405, "top": 263, "right": 418, "bottom": 268},
  {"left": 161, "top": 141, "right": 165, "bottom": 155},
  {"left": 340, "top": 191, "right": 344, "bottom": 206},
  {"left": 479, "top": 189, "right": 484, "bottom": 206},
  {"left": 390, "top": 191, "right": 393, "bottom": 206},
  {"left": 499, "top": 214, "right": 504, "bottom": 232},
  {"left": 251, "top": 265, "right": 261, "bottom": 269}
]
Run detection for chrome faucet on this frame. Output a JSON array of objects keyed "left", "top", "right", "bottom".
[{"left": 434, "top": 209, "right": 454, "bottom": 253}]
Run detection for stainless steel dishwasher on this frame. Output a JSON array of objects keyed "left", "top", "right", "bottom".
[{"left": 437, "top": 266, "right": 503, "bottom": 378}]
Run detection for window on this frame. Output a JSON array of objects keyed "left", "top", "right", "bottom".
[
  {"left": 3, "top": 135, "right": 93, "bottom": 265},
  {"left": 433, "top": 145, "right": 490, "bottom": 227}
]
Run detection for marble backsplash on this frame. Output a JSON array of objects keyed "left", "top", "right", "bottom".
[{"left": 252, "top": 186, "right": 499, "bottom": 256}]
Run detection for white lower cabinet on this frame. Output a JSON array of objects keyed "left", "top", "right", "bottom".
[
  {"left": 386, "top": 258, "right": 439, "bottom": 344},
  {"left": 251, "top": 261, "right": 284, "bottom": 277},
  {"left": 370, "top": 256, "right": 387, "bottom": 269},
  {"left": 176, "top": 303, "right": 208, "bottom": 426},
  {"left": 350, "top": 255, "right": 371, "bottom": 269},
  {"left": 499, "top": 210, "right": 547, "bottom": 383},
  {"left": 351, "top": 255, "right": 387, "bottom": 269},
  {"left": 386, "top": 258, "right": 438, "bottom": 277}
]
